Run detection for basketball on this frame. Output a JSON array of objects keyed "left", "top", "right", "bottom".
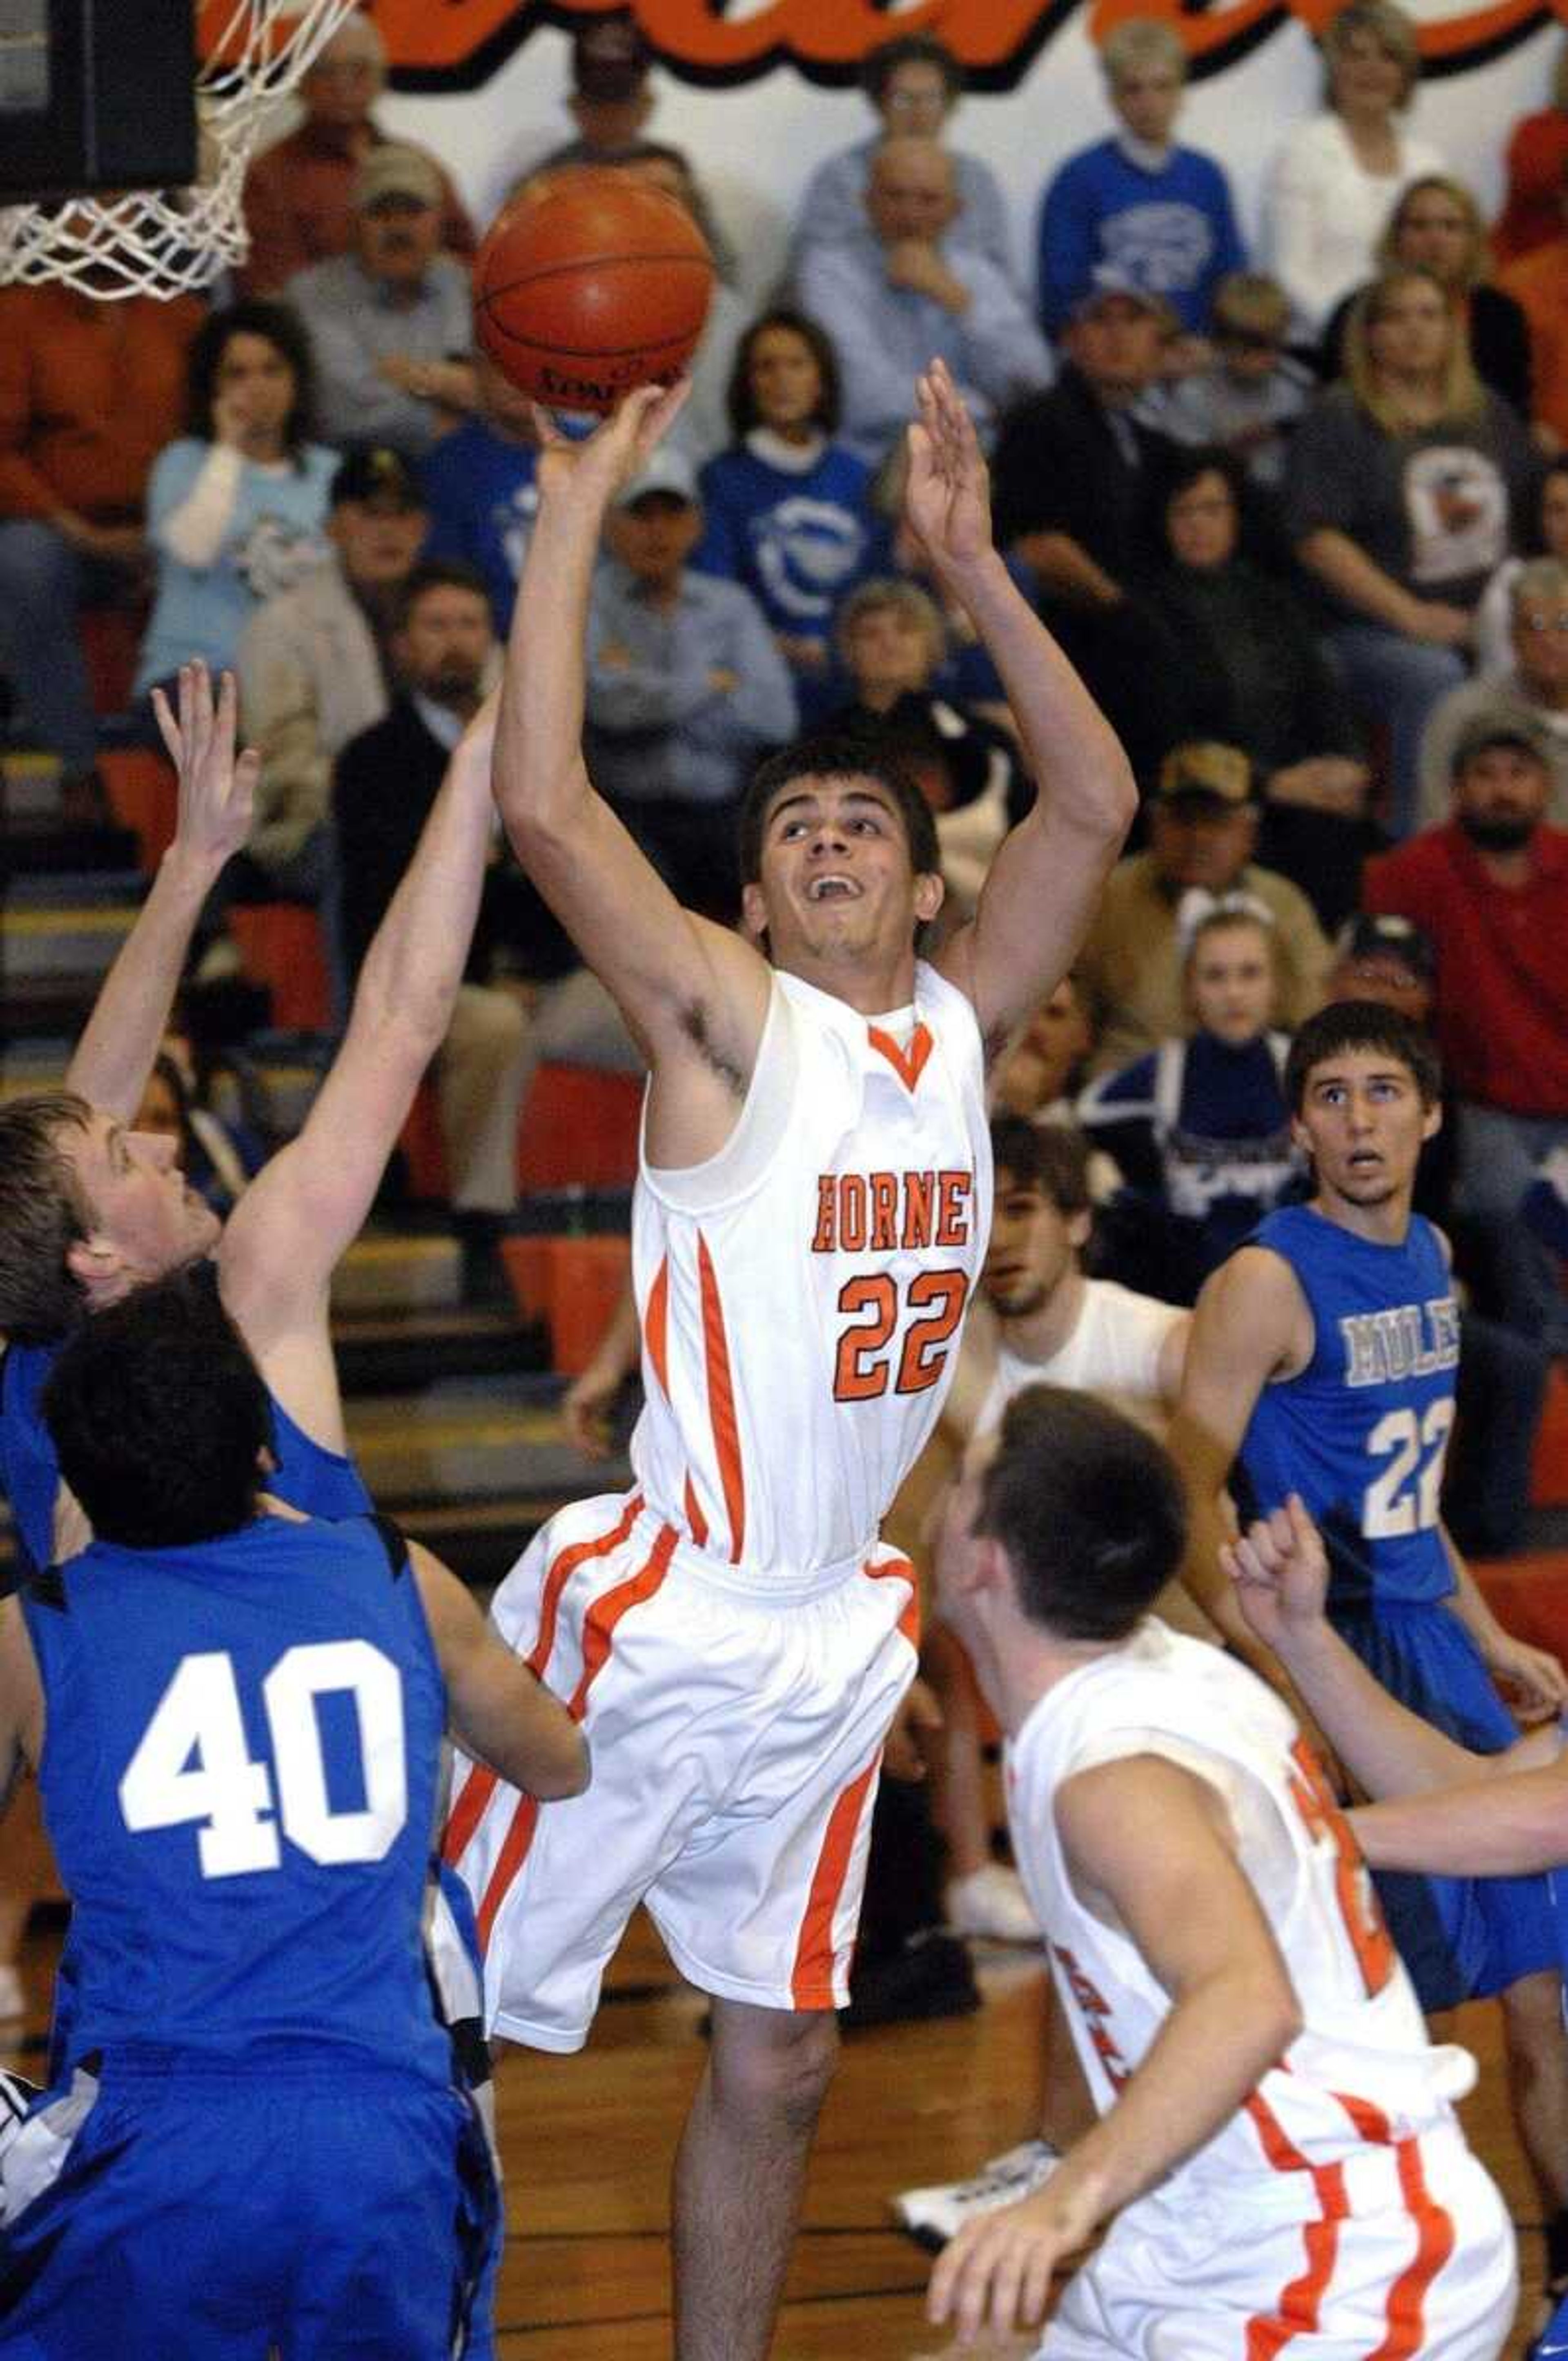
[{"left": 474, "top": 173, "right": 715, "bottom": 414}]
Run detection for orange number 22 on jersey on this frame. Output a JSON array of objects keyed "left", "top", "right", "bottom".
[
  {"left": 833, "top": 1270, "right": 970, "bottom": 1402},
  {"left": 1287, "top": 1738, "right": 1395, "bottom": 2000}
]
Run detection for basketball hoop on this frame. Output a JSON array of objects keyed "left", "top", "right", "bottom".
[{"left": 0, "top": 1, "right": 363, "bottom": 300}]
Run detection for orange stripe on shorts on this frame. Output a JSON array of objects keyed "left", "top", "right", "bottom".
[
  {"left": 475, "top": 1521, "right": 679, "bottom": 1951},
  {"left": 696, "top": 1234, "right": 745, "bottom": 1562},
  {"left": 791, "top": 1755, "right": 880, "bottom": 2010},
  {"left": 1366, "top": 2137, "right": 1455, "bottom": 2361},
  {"left": 863, "top": 1553, "right": 920, "bottom": 1650},
  {"left": 1242, "top": 2092, "right": 1346, "bottom": 2360},
  {"left": 442, "top": 1494, "right": 643, "bottom": 1876}
]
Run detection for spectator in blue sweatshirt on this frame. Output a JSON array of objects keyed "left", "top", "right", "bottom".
[
  {"left": 695, "top": 309, "right": 875, "bottom": 728},
  {"left": 420, "top": 352, "right": 539, "bottom": 635},
  {"left": 1038, "top": 18, "right": 1245, "bottom": 343}
]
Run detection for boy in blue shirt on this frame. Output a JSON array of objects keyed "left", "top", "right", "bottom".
[{"left": 1038, "top": 17, "right": 1244, "bottom": 342}]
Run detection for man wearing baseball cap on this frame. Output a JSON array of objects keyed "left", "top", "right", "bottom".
[
  {"left": 286, "top": 144, "right": 474, "bottom": 456},
  {"left": 989, "top": 267, "right": 1194, "bottom": 784},
  {"left": 1364, "top": 702, "right": 1568, "bottom": 1345},
  {"left": 1075, "top": 740, "right": 1332, "bottom": 1072},
  {"left": 238, "top": 12, "right": 474, "bottom": 296},
  {"left": 584, "top": 450, "right": 797, "bottom": 917},
  {"left": 236, "top": 446, "right": 431, "bottom": 922}
]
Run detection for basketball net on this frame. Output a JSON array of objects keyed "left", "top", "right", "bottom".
[{"left": 0, "top": 1, "right": 363, "bottom": 301}]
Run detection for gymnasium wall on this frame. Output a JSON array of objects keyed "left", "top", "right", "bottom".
[{"left": 347, "top": 2, "right": 1568, "bottom": 305}]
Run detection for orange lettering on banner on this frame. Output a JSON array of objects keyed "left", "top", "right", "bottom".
[{"left": 369, "top": 0, "right": 1568, "bottom": 83}]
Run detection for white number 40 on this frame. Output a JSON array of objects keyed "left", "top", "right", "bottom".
[
  {"left": 1362, "top": 1400, "right": 1455, "bottom": 1541},
  {"left": 119, "top": 1642, "right": 407, "bottom": 1880}
]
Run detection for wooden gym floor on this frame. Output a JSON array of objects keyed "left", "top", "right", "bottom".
[{"left": 3, "top": 1908, "right": 1547, "bottom": 2356}]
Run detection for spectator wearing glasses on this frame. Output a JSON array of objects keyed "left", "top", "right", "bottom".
[
  {"left": 790, "top": 33, "right": 1016, "bottom": 287},
  {"left": 1418, "top": 556, "right": 1568, "bottom": 828}
]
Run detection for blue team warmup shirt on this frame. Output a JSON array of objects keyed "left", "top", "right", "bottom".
[{"left": 695, "top": 436, "right": 875, "bottom": 728}]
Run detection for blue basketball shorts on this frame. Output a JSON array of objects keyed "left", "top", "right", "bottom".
[{"left": 0, "top": 2048, "right": 497, "bottom": 2359}]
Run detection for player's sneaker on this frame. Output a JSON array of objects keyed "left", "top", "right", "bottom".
[
  {"left": 891, "top": 2137, "right": 1063, "bottom": 2252},
  {"left": 944, "top": 1862, "right": 1039, "bottom": 1945}
]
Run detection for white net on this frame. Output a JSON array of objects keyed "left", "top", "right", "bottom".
[{"left": 0, "top": 0, "right": 363, "bottom": 300}]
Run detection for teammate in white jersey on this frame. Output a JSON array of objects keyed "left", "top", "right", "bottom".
[
  {"left": 928, "top": 1385, "right": 1516, "bottom": 2357},
  {"left": 894, "top": 1116, "right": 1191, "bottom": 2242},
  {"left": 440, "top": 361, "right": 1136, "bottom": 2361},
  {"left": 1232, "top": 1493, "right": 1568, "bottom": 2359}
]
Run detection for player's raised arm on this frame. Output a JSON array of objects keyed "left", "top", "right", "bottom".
[
  {"left": 411, "top": 1542, "right": 588, "bottom": 1801},
  {"left": 928, "top": 1753, "right": 1300, "bottom": 2344},
  {"left": 218, "top": 696, "right": 499, "bottom": 1397},
  {"left": 492, "top": 385, "right": 769, "bottom": 1105},
  {"left": 65, "top": 663, "right": 257, "bottom": 1119},
  {"left": 1229, "top": 1497, "right": 1560, "bottom": 1826},
  {"left": 914, "top": 363, "right": 1137, "bottom": 1052}
]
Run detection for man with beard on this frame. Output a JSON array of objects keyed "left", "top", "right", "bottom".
[
  {"left": 1170, "top": 998, "right": 1568, "bottom": 2291},
  {"left": 1363, "top": 706, "right": 1568, "bottom": 1350},
  {"left": 336, "top": 561, "right": 628, "bottom": 1304}
]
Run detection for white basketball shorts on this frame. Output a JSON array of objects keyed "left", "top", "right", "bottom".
[
  {"left": 441, "top": 1491, "right": 920, "bottom": 2051},
  {"left": 1040, "top": 2119, "right": 1516, "bottom": 2360}
]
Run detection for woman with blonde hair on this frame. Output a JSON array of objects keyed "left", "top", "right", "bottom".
[
  {"left": 1077, "top": 896, "right": 1302, "bottom": 1302},
  {"left": 1285, "top": 263, "right": 1539, "bottom": 832},
  {"left": 1262, "top": 0, "right": 1443, "bottom": 341},
  {"left": 1321, "top": 173, "right": 1532, "bottom": 411}
]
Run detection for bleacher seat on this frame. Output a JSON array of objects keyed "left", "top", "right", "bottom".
[
  {"left": 501, "top": 1233, "right": 630, "bottom": 1376},
  {"left": 228, "top": 904, "right": 332, "bottom": 1032}
]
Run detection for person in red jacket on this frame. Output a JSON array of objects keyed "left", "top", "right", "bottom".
[
  {"left": 1492, "top": 41, "right": 1568, "bottom": 267},
  {"left": 1362, "top": 704, "right": 1568, "bottom": 1346},
  {"left": 0, "top": 283, "right": 204, "bottom": 813}
]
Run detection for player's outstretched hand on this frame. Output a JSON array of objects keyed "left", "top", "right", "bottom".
[
  {"left": 1224, "top": 1494, "right": 1330, "bottom": 1653},
  {"left": 528, "top": 379, "right": 693, "bottom": 517},
  {"left": 927, "top": 2170, "right": 1105, "bottom": 2345},
  {"left": 883, "top": 1675, "right": 943, "bottom": 1782},
  {"left": 1483, "top": 1630, "right": 1568, "bottom": 1726},
  {"left": 561, "top": 1354, "right": 624, "bottom": 1461},
  {"left": 151, "top": 661, "right": 259, "bottom": 871},
  {"left": 905, "top": 359, "right": 992, "bottom": 577}
]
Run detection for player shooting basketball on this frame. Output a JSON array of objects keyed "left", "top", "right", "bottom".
[{"left": 441, "top": 359, "right": 1136, "bottom": 2361}]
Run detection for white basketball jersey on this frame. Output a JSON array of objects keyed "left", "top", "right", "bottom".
[
  {"left": 630, "top": 961, "right": 991, "bottom": 1584},
  {"left": 1009, "top": 1621, "right": 1475, "bottom": 2186}
]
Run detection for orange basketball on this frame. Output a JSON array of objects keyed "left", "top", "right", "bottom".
[{"left": 474, "top": 173, "right": 715, "bottom": 414}]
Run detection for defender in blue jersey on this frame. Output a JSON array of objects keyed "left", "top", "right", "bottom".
[
  {"left": 0, "top": 1271, "right": 586, "bottom": 2357},
  {"left": 1231, "top": 1491, "right": 1568, "bottom": 2359},
  {"left": 0, "top": 665, "right": 509, "bottom": 2339},
  {"left": 1173, "top": 1000, "right": 1568, "bottom": 2292}
]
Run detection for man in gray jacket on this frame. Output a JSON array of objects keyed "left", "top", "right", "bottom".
[{"left": 236, "top": 446, "right": 428, "bottom": 917}]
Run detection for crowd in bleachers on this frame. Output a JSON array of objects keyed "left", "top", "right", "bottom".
[{"left": 4, "top": 0, "right": 1568, "bottom": 1469}]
